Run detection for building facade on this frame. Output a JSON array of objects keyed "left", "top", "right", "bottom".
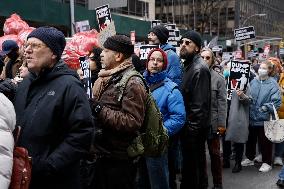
[{"left": 155, "top": 0, "right": 284, "bottom": 39}]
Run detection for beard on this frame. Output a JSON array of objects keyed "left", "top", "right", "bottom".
[{"left": 180, "top": 47, "right": 196, "bottom": 62}]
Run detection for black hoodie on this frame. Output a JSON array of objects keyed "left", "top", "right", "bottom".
[{"left": 14, "top": 60, "right": 94, "bottom": 189}]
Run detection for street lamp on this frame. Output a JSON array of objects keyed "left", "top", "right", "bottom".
[{"left": 241, "top": 13, "right": 266, "bottom": 27}]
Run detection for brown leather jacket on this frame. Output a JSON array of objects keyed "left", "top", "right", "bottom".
[{"left": 95, "top": 66, "right": 147, "bottom": 159}]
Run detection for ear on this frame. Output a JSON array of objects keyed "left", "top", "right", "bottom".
[
  {"left": 51, "top": 54, "right": 57, "bottom": 60},
  {"left": 115, "top": 52, "right": 124, "bottom": 62}
]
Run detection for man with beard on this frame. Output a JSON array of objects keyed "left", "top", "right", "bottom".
[
  {"left": 0, "top": 40, "right": 23, "bottom": 79},
  {"left": 179, "top": 30, "right": 211, "bottom": 189}
]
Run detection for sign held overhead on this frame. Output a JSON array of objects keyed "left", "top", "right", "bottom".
[{"left": 234, "top": 26, "right": 255, "bottom": 41}]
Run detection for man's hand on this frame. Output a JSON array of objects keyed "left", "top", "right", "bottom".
[{"left": 217, "top": 126, "right": 226, "bottom": 136}]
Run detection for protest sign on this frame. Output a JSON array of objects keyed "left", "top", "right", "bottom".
[
  {"left": 130, "top": 31, "right": 135, "bottom": 45},
  {"left": 139, "top": 45, "right": 159, "bottom": 60},
  {"left": 234, "top": 26, "right": 255, "bottom": 41},
  {"left": 151, "top": 20, "right": 161, "bottom": 28},
  {"left": 227, "top": 60, "right": 250, "bottom": 100},
  {"left": 79, "top": 56, "right": 92, "bottom": 98},
  {"left": 96, "top": 4, "right": 112, "bottom": 32},
  {"left": 98, "top": 21, "right": 116, "bottom": 47},
  {"left": 75, "top": 20, "right": 90, "bottom": 33}
]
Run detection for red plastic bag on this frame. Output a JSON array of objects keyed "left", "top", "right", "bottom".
[
  {"left": 3, "top": 13, "right": 29, "bottom": 35},
  {"left": 63, "top": 29, "right": 100, "bottom": 69},
  {"left": 18, "top": 27, "right": 35, "bottom": 45}
]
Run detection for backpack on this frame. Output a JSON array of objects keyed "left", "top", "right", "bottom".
[{"left": 115, "top": 69, "right": 169, "bottom": 157}]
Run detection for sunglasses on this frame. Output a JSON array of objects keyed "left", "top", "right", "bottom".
[
  {"left": 201, "top": 56, "right": 211, "bottom": 60},
  {"left": 179, "top": 39, "right": 192, "bottom": 46}
]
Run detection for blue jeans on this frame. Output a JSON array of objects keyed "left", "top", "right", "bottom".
[
  {"left": 137, "top": 153, "right": 170, "bottom": 189},
  {"left": 279, "top": 165, "right": 284, "bottom": 180}
]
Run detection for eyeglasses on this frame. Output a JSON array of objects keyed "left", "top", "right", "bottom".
[
  {"left": 24, "top": 43, "right": 46, "bottom": 50},
  {"left": 201, "top": 56, "right": 211, "bottom": 60},
  {"left": 179, "top": 39, "right": 193, "bottom": 46},
  {"left": 149, "top": 57, "right": 163, "bottom": 63}
]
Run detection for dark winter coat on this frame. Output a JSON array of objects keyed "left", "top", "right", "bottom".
[
  {"left": 181, "top": 54, "right": 211, "bottom": 130},
  {"left": 14, "top": 60, "right": 94, "bottom": 189}
]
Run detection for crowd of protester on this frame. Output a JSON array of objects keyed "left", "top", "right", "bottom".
[{"left": 1, "top": 24, "right": 284, "bottom": 189}]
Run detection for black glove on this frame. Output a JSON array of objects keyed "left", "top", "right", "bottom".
[{"left": 89, "top": 98, "right": 103, "bottom": 115}]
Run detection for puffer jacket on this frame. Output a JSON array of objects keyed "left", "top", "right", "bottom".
[
  {"left": 0, "top": 92, "right": 16, "bottom": 189},
  {"left": 14, "top": 60, "right": 93, "bottom": 189},
  {"left": 94, "top": 66, "right": 148, "bottom": 159},
  {"left": 160, "top": 43, "right": 182, "bottom": 87},
  {"left": 181, "top": 54, "right": 211, "bottom": 129},
  {"left": 144, "top": 71, "right": 186, "bottom": 136},
  {"left": 249, "top": 77, "right": 281, "bottom": 126}
]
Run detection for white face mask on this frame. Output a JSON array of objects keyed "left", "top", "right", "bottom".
[{"left": 258, "top": 68, "right": 268, "bottom": 78}]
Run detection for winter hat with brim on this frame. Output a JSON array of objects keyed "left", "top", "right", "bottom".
[
  {"left": 146, "top": 48, "right": 168, "bottom": 71},
  {"left": 103, "top": 35, "right": 134, "bottom": 59},
  {"left": 181, "top": 30, "right": 202, "bottom": 50},
  {"left": 27, "top": 26, "right": 66, "bottom": 60},
  {"left": 149, "top": 25, "right": 169, "bottom": 44}
]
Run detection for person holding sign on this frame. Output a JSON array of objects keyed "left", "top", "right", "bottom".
[
  {"left": 179, "top": 30, "right": 211, "bottom": 189},
  {"left": 241, "top": 61, "right": 281, "bottom": 173},
  {"left": 201, "top": 48, "right": 227, "bottom": 189},
  {"left": 148, "top": 25, "right": 182, "bottom": 87}
]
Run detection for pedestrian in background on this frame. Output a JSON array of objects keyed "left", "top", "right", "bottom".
[
  {"left": 179, "top": 30, "right": 211, "bottom": 189},
  {"left": 241, "top": 60, "right": 281, "bottom": 173},
  {"left": 201, "top": 48, "right": 227, "bottom": 189}
]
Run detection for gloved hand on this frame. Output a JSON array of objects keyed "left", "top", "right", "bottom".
[{"left": 217, "top": 126, "right": 226, "bottom": 136}]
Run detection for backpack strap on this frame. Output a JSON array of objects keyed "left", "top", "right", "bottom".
[{"left": 115, "top": 69, "right": 149, "bottom": 102}]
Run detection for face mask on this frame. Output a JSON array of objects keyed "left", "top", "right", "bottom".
[
  {"left": 258, "top": 68, "right": 268, "bottom": 78},
  {"left": 223, "top": 70, "right": 230, "bottom": 78}
]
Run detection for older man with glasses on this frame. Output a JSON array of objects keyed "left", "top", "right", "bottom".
[
  {"left": 13, "top": 26, "right": 94, "bottom": 189},
  {"left": 179, "top": 30, "right": 211, "bottom": 189}
]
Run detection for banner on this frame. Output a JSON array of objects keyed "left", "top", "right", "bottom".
[
  {"left": 95, "top": 4, "right": 112, "bottom": 32},
  {"left": 79, "top": 56, "right": 92, "bottom": 98},
  {"left": 227, "top": 60, "right": 250, "bottom": 100}
]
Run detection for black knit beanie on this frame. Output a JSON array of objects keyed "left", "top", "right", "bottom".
[
  {"left": 27, "top": 26, "right": 66, "bottom": 60},
  {"left": 181, "top": 30, "right": 202, "bottom": 50},
  {"left": 103, "top": 35, "right": 134, "bottom": 59},
  {"left": 149, "top": 25, "right": 169, "bottom": 44}
]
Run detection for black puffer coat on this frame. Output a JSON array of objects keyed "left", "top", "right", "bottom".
[{"left": 14, "top": 60, "right": 94, "bottom": 189}]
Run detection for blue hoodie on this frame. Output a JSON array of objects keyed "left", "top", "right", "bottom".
[
  {"left": 160, "top": 43, "right": 182, "bottom": 87},
  {"left": 249, "top": 77, "right": 281, "bottom": 126},
  {"left": 144, "top": 70, "right": 186, "bottom": 136}
]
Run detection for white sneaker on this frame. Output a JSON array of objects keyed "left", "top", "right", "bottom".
[
  {"left": 254, "top": 154, "right": 263, "bottom": 163},
  {"left": 241, "top": 158, "right": 254, "bottom": 166},
  {"left": 259, "top": 163, "right": 272, "bottom": 172},
  {"left": 274, "top": 157, "right": 284, "bottom": 166}
]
